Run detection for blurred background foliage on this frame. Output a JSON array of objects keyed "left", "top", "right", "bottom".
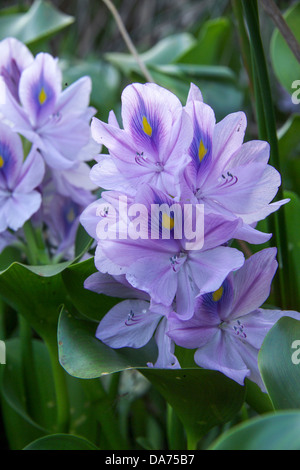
[{"left": 0, "top": 0, "right": 300, "bottom": 451}]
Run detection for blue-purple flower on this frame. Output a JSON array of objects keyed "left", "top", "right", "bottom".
[
  {"left": 181, "top": 84, "right": 289, "bottom": 244},
  {"left": 168, "top": 248, "right": 300, "bottom": 390},
  {"left": 0, "top": 122, "right": 44, "bottom": 232},
  {"left": 0, "top": 45, "right": 98, "bottom": 171},
  {"left": 90, "top": 82, "right": 193, "bottom": 196}
]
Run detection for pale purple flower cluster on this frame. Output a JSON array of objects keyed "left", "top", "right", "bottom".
[
  {"left": 0, "top": 37, "right": 99, "bottom": 256},
  {"left": 81, "top": 82, "right": 300, "bottom": 390}
]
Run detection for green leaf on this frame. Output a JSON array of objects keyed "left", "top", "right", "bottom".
[
  {"left": 58, "top": 309, "right": 245, "bottom": 443},
  {"left": 58, "top": 309, "right": 158, "bottom": 378},
  {"left": 258, "top": 316, "right": 300, "bottom": 410},
  {"left": 143, "top": 369, "right": 245, "bottom": 445},
  {"left": 175, "top": 18, "right": 231, "bottom": 65},
  {"left": 152, "top": 63, "right": 236, "bottom": 81},
  {"left": 104, "top": 33, "right": 195, "bottom": 76},
  {"left": 0, "top": 262, "right": 71, "bottom": 342},
  {"left": 24, "top": 434, "right": 99, "bottom": 450},
  {"left": 62, "top": 258, "right": 121, "bottom": 322},
  {"left": 270, "top": 2, "right": 300, "bottom": 94},
  {"left": 0, "top": 0, "right": 74, "bottom": 45},
  {"left": 210, "top": 411, "right": 300, "bottom": 450}
]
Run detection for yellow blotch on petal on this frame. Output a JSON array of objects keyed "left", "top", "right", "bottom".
[
  {"left": 142, "top": 116, "right": 153, "bottom": 137},
  {"left": 198, "top": 140, "right": 208, "bottom": 162},
  {"left": 38, "top": 87, "right": 47, "bottom": 105},
  {"left": 0, "top": 156, "right": 4, "bottom": 168},
  {"left": 212, "top": 286, "right": 224, "bottom": 302},
  {"left": 162, "top": 213, "right": 175, "bottom": 230},
  {"left": 66, "top": 208, "right": 76, "bottom": 224}
]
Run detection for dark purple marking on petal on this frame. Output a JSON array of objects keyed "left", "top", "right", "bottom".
[
  {"left": 189, "top": 112, "right": 212, "bottom": 171},
  {"left": 1, "top": 59, "right": 22, "bottom": 102}
]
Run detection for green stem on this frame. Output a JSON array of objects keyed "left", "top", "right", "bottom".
[
  {"left": 23, "top": 221, "right": 50, "bottom": 266},
  {"left": 187, "top": 433, "right": 198, "bottom": 451},
  {"left": 23, "top": 221, "right": 39, "bottom": 265},
  {"left": 46, "top": 336, "right": 70, "bottom": 434},
  {"left": 242, "top": 0, "right": 290, "bottom": 309},
  {"left": 167, "top": 404, "right": 186, "bottom": 450},
  {"left": 19, "top": 315, "right": 42, "bottom": 423},
  {"left": 108, "top": 371, "right": 120, "bottom": 401},
  {"left": 81, "top": 378, "right": 129, "bottom": 450}
]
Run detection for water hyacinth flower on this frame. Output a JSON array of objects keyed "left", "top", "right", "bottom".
[
  {"left": 90, "top": 82, "right": 193, "bottom": 196},
  {"left": 181, "top": 84, "right": 289, "bottom": 244},
  {"left": 84, "top": 271, "right": 179, "bottom": 368},
  {"left": 0, "top": 122, "right": 44, "bottom": 232},
  {"left": 0, "top": 45, "right": 97, "bottom": 171},
  {"left": 80, "top": 185, "right": 245, "bottom": 319},
  {"left": 168, "top": 248, "right": 300, "bottom": 390}
]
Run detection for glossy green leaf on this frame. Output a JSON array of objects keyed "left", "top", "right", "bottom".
[
  {"left": 210, "top": 411, "right": 300, "bottom": 450},
  {"left": 143, "top": 369, "right": 245, "bottom": 445},
  {"left": 270, "top": 2, "right": 300, "bottom": 94},
  {"left": 58, "top": 309, "right": 245, "bottom": 443},
  {"left": 175, "top": 17, "right": 231, "bottom": 65},
  {"left": 24, "top": 434, "right": 99, "bottom": 450},
  {"left": 0, "top": 0, "right": 74, "bottom": 45},
  {"left": 258, "top": 316, "right": 300, "bottom": 410},
  {"left": 58, "top": 309, "right": 158, "bottom": 378},
  {"left": 104, "top": 33, "right": 195, "bottom": 76},
  {"left": 0, "top": 262, "right": 71, "bottom": 342},
  {"left": 62, "top": 258, "right": 121, "bottom": 322}
]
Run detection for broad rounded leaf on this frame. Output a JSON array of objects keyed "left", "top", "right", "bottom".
[
  {"left": 0, "top": 0, "right": 74, "bottom": 45},
  {"left": 58, "top": 308, "right": 158, "bottom": 378},
  {"left": 210, "top": 411, "right": 300, "bottom": 450},
  {"left": 258, "top": 316, "right": 300, "bottom": 410},
  {"left": 143, "top": 368, "right": 245, "bottom": 445}
]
